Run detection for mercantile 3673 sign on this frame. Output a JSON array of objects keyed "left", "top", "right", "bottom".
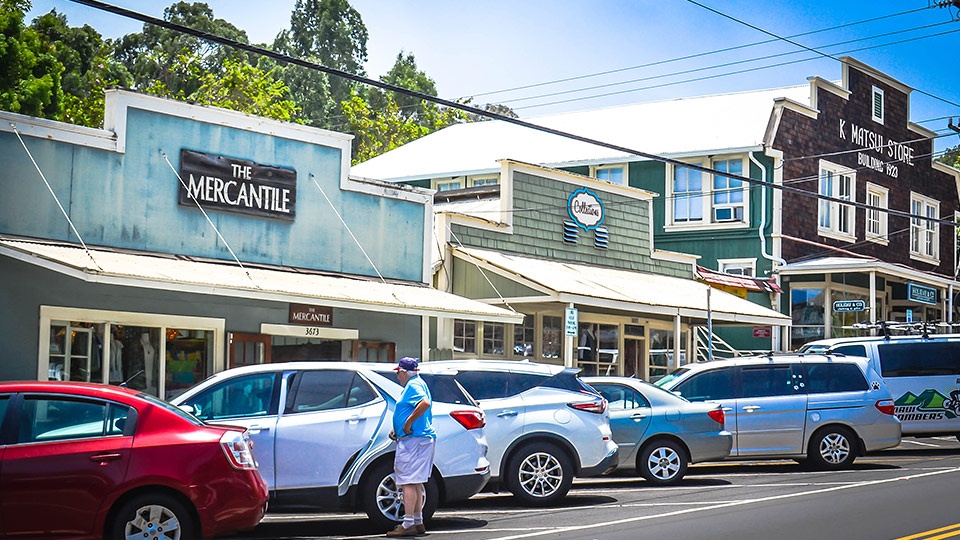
[{"left": 179, "top": 149, "right": 297, "bottom": 220}]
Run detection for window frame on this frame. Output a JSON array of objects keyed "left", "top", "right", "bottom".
[
  {"left": 591, "top": 164, "right": 627, "bottom": 186},
  {"left": 872, "top": 85, "right": 885, "bottom": 124},
  {"left": 909, "top": 192, "right": 940, "bottom": 264},
  {"left": 718, "top": 258, "right": 757, "bottom": 277},
  {"left": 453, "top": 319, "right": 477, "bottom": 354},
  {"left": 865, "top": 182, "right": 889, "bottom": 244},
  {"left": 665, "top": 156, "right": 749, "bottom": 231},
  {"left": 817, "top": 160, "right": 857, "bottom": 243}
]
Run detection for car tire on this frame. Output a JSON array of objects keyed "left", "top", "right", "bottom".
[
  {"left": 808, "top": 426, "right": 857, "bottom": 469},
  {"left": 361, "top": 460, "right": 438, "bottom": 531},
  {"left": 108, "top": 492, "right": 196, "bottom": 540},
  {"left": 638, "top": 439, "right": 688, "bottom": 486},
  {"left": 506, "top": 442, "right": 574, "bottom": 506}
]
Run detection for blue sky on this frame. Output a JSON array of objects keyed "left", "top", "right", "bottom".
[{"left": 26, "top": 0, "right": 960, "bottom": 153}]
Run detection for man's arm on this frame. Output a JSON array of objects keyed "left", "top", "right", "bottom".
[{"left": 403, "top": 397, "right": 431, "bottom": 435}]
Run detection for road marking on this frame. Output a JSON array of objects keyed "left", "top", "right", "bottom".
[
  {"left": 896, "top": 523, "right": 960, "bottom": 540},
  {"left": 485, "top": 466, "right": 960, "bottom": 540},
  {"left": 903, "top": 439, "right": 944, "bottom": 448}
]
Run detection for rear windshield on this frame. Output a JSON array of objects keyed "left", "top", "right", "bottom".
[{"left": 878, "top": 341, "right": 960, "bottom": 377}]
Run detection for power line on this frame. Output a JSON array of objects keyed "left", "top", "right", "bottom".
[
  {"left": 462, "top": 5, "right": 934, "bottom": 101},
  {"left": 65, "top": 0, "right": 960, "bottom": 232}
]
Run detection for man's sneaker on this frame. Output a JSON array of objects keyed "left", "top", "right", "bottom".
[
  {"left": 416, "top": 524, "right": 426, "bottom": 534},
  {"left": 386, "top": 524, "right": 419, "bottom": 537}
]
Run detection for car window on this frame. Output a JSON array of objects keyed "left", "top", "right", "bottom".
[
  {"left": 740, "top": 365, "right": 800, "bottom": 398},
  {"left": 592, "top": 384, "right": 650, "bottom": 410},
  {"left": 831, "top": 344, "right": 867, "bottom": 358},
  {"left": 511, "top": 373, "right": 548, "bottom": 394},
  {"left": 289, "top": 370, "right": 377, "bottom": 413},
  {"left": 18, "top": 396, "right": 122, "bottom": 443},
  {"left": 187, "top": 372, "right": 277, "bottom": 421},
  {"left": 417, "top": 374, "right": 478, "bottom": 406},
  {"left": 805, "top": 363, "right": 868, "bottom": 393},
  {"left": 878, "top": 342, "right": 960, "bottom": 377},
  {"left": 673, "top": 368, "right": 736, "bottom": 401},
  {"left": 0, "top": 394, "right": 9, "bottom": 425},
  {"left": 451, "top": 371, "right": 512, "bottom": 400}
]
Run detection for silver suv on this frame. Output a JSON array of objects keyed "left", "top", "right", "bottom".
[
  {"left": 654, "top": 354, "right": 901, "bottom": 469},
  {"left": 415, "top": 360, "right": 619, "bottom": 506}
]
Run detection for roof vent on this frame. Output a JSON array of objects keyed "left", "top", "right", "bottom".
[
  {"left": 563, "top": 221, "right": 579, "bottom": 244},
  {"left": 594, "top": 227, "right": 609, "bottom": 249}
]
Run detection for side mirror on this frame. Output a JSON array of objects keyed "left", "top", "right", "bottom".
[{"left": 178, "top": 403, "right": 199, "bottom": 416}]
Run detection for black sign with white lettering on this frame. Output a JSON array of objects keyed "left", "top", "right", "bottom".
[{"left": 179, "top": 149, "right": 297, "bottom": 220}]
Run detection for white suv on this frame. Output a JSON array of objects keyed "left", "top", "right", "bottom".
[{"left": 415, "top": 360, "right": 619, "bottom": 506}]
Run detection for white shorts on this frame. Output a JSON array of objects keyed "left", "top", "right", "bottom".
[{"left": 394, "top": 437, "right": 436, "bottom": 485}]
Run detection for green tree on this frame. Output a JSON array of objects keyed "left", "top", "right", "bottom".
[
  {"left": 370, "top": 51, "right": 436, "bottom": 123},
  {"left": 114, "top": 2, "right": 250, "bottom": 99},
  {"left": 273, "top": 0, "right": 367, "bottom": 129},
  {"left": 0, "top": 0, "right": 62, "bottom": 119},
  {"left": 939, "top": 143, "right": 960, "bottom": 168},
  {"left": 30, "top": 9, "right": 131, "bottom": 127},
  {"left": 189, "top": 55, "right": 299, "bottom": 121}
]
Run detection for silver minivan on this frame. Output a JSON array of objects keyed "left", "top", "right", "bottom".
[
  {"left": 799, "top": 333, "right": 960, "bottom": 441},
  {"left": 654, "top": 354, "right": 901, "bottom": 469}
]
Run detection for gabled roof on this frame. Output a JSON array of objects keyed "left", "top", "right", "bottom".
[{"left": 352, "top": 85, "right": 810, "bottom": 182}]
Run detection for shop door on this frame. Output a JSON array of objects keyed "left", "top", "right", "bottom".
[
  {"left": 229, "top": 333, "right": 271, "bottom": 368},
  {"left": 623, "top": 338, "right": 645, "bottom": 379}
]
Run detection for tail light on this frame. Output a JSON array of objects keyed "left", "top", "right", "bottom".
[
  {"left": 450, "top": 410, "right": 485, "bottom": 430},
  {"left": 875, "top": 399, "right": 896, "bottom": 415},
  {"left": 707, "top": 408, "right": 725, "bottom": 426},
  {"left": 568, "top": 398, "right": 607, "bottom": 414},
  {"left": 220, "top": 431, "right": 257, "bottom": 470}
]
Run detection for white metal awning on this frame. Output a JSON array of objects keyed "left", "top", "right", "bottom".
[
  {"left": 453, "top": 246, "right": 790, "bottom": 326},
  {"left": 1, "top": 239, "right": 524, "bottom": 324}
]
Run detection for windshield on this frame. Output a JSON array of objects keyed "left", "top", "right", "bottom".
[
  {"left": 652, "top": 368, "right": 690, "bottom": 388},
  {"left": 797, "top": 343, "right": 829, "bottom": 354}
]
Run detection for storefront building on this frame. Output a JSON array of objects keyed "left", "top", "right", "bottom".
[
  {"left": 0, "top": 89, "right": 521, "bottom": 398},
  {"left": 426, "top": 161, "right": 788, "bottom": 379},
  {"left": 767, "top": 57, "right": 960, "bottom": 348}
]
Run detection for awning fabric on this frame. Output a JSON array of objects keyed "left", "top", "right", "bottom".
[
  {"left": 0, "top": 239, "right": 523, "bottom": 324},
  {"left": 696, "top": 265, "right": 782, "bottom": 293},
  {"left": 453, "top": 247, "right": 790, "bottom": 326}
]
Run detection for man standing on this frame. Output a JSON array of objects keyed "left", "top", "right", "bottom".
[{"left": 388, "top": 357, "right": 436, "bottom": 537}]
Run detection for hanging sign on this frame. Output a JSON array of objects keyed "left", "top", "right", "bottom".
[
  {"left": 179, "top": 149, "right": 297, "bottom": 220},
  {"left": 907, "top": 283, "right": 937, "bottom": 305},
  {"left": 833, "top": 300, "right": 866, "bottom": 312},
  {"left": 567, "top": 188, "right": 605, "bottom": 231}
]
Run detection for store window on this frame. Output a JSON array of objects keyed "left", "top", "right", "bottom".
[
  {"left": 818, "top": 161, "right": 856, "bottom": 241},
  {"left": 649, "top": 328, "right": 686, "bottom": 381},
  {"left": 910, "top": 193, "right": 939, "bottom": 263},
  {"left": 483, "top": 323, "right": 506, "bottom": 356},
  {"left": 513, "top": 317, "right": 535, "bottom": 358},
  {"left": 577, "top": 323, "right": 619, "bottom": 377},
  {"left": 831, "top": 292, "right": 874, "bottom": 338},
  {"left": 541, "top": 316, "right": 562, "bottom": 360},
  {"left": 41, "top": 307, "right": 223, "bottom": 399},
  {"left": 865, "top": 183, "right": 888, "bottom": 243},
  {"left": 790, "top": 288, "right": 825, "bottom": 349},
  {"left": 454, "top": 319, "right": 477, "bottom": 354}
]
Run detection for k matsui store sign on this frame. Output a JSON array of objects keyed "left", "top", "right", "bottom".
[{"left": 179, "top": 149, "right": 297, "bottom": 220}]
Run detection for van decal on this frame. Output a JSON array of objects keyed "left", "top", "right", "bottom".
[{"left": 894, "top": 389, "right": 960, "bottom": 421}]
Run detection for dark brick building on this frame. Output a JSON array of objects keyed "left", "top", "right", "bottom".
[{"left": 767, "top": 57, "right": 960, "bottom": 347}]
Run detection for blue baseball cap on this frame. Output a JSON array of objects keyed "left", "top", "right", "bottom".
[{"left": 394, "top": 357, "right": 419, "bottom": 371}]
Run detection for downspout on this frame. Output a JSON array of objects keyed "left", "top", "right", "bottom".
[{"left": 749, "top": 151, "right": 786, "bottom": 268}]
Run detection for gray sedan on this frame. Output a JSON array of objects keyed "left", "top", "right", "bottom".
[{"left": 583, "top": 376, "right": 732, "bottom": 485}]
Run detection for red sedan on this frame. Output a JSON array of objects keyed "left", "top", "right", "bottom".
[{"left": 0, "top": 381, "right": 268, "bottom": 539}]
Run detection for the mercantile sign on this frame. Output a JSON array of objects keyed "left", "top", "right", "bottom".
[{"left": 179, "top": 149, "right": 297, "bottom": 220}]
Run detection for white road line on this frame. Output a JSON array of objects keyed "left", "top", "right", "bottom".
[
  {"left": 485, "top": 466, "right": 960, "bottom": 540},
  {"left": 903, "top": 439, "right": 944, "bottom": 447}
]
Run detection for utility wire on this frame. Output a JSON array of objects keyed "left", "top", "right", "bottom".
[{"left": 66, "top": 0, "right": 959, "bottom": 231}]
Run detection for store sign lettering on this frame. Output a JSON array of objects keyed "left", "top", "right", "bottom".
[
  {"left": 567, "top": 188, "right": 605, "bottom": 231},
  {"left": 288, "top": 304, "right": 333, "bottom": 326},
  {"left": 907, "top": 282, "right": 937, "bottom": 305},
  {"left": 179, "top": 149, "right": 297, "bottom": 220},
  {"left": 838, "top": 119, "right": 914, "bottom": 179}
]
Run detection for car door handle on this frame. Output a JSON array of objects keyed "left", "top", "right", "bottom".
[
  {"left": 247, "top": 424, "right": 271, "bottom": 433},
  {"left": 721, "top": 407, "right": 733, "bottom": 412},
  {"left": 346, "top": 416, "right": 365, "bottom": 424},
  {"left": 497, "top": 410, "right": 519, "bottom": 417},
  {"left": 742, "top": 405, "right": 761, "bottom": 412},
  {"left": 629, "top": 413, "right": 648, "bottom": 420},
  {"left": 90, "top": 453, "right": 122, "bottom": 464}
]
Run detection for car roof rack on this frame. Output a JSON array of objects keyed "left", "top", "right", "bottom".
[{"left": 842, "top": 320, "right": 960, "bottom": 340}]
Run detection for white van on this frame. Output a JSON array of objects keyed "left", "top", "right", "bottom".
[{"left": 798, "top": 333, "right": 960, "bottom": 441}]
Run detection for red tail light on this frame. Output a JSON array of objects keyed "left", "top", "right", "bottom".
[
  {"left": 220, "top": 431, "right": 257, "bottom": 470},
  {"left": 450, "top": 410, "right": 485, "bottom": 430},
  {"left": 707, "top": 408, "right": 725, "bottom": 426},
  {"left": 568, "top": 398, "right": 607, "bottom": 414},
  {"left": 875, "top": 399, "right": 895, "bottom": 415}
]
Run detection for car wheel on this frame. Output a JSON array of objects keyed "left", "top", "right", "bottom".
[
  {"left": 638, "top": 439, "right": 688, "bottom": 486},
  {"left": 506, "top": 442, "right": 574, "bottom": 506},
  {"left": 808, "top": 426, "right": 857, "bottom": 469},
  {"left": 108, "top": 492, "right": 196, "bottom": 540},
  {"left": 361, "top": 460, "right": 438, "bottom": 531}
]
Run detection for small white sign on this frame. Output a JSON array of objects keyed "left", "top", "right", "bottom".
[{"left": 564, "top": 308, "right": 579, "bottom": 337}]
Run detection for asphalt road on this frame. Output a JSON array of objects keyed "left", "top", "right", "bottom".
[{"left": 227, "top": 436, "right": 960, "bottom": 540}]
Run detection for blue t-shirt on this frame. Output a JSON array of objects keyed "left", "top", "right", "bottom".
[{"left": 393, "top": 375, "right": 436, "bottom": 439}]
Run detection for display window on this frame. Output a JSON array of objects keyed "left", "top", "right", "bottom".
[{"left": 40, "top": 306, "right": 225, "bottom": 399}]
